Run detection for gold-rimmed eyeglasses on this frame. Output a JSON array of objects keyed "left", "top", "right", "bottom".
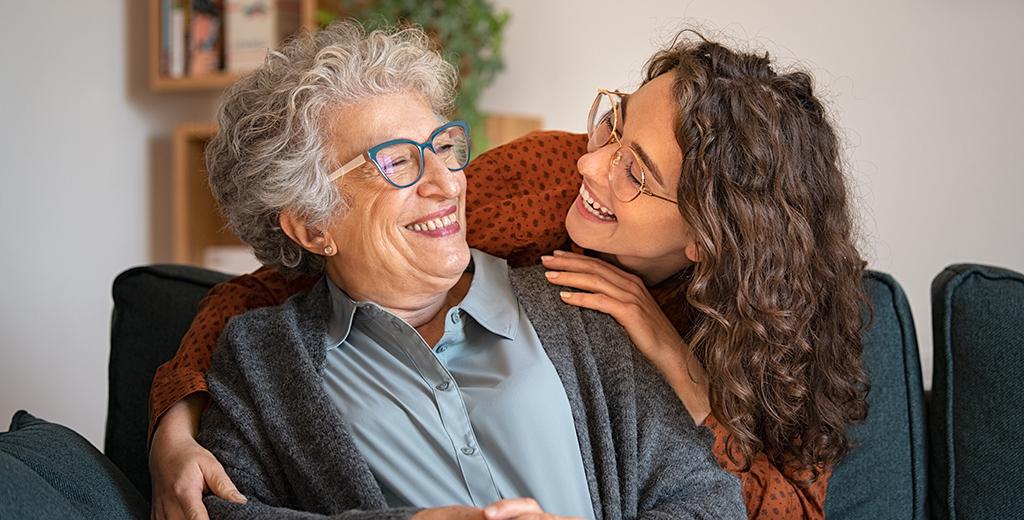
[{"left": 588, "top": 89, "right": 678, "bottom": 204}]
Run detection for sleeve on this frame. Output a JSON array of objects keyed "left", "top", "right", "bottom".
[
  {"left": 703, "top": 415, "right": 829, "bottom": 520},
  {"left": 631, "top": 351, "right": 747, "bottom": 519},
  {"left": 465, "top": 131, "right": 587, "bottom": 267},
  {"left": 197, "top": 329, "right": 421, "bottom": 520},
  {"left": 147, "top": 266, "right": 315, "bottom": 438}
]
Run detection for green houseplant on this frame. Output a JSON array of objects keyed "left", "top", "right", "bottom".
[{"left": 319, "top": 0, "right": 510, "bottom": 150}]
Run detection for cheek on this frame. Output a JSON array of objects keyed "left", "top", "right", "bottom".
[{"left": 620, "top": 204, "right": 688, "bottom": 245}]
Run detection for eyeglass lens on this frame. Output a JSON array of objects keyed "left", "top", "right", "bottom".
[
  {"left": 374, "top": 124, "right": 469, "bottom": 187},
  {"left": 588, "top": 93, "right": 621, "bottom": 151}
]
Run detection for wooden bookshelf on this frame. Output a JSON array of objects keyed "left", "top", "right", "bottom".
[
  {"left": 172, "top": 123, "right": 239, "bottom": 264},
  {"left": 149, "top": 0, "right": 320, "bottom": 93}
]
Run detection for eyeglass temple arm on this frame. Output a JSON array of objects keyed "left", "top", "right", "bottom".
[{"left": 328, "top": 153, "right": 369, "bottom": 182}]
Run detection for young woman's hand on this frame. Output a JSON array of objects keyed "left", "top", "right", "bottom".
[
  {"left": 541, "top": 250, "right": 710, "bottom": 423},
  {"left": 149, "top": 394, "right": 246, "bottom": 520}
]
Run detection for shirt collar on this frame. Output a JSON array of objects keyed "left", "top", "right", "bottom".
[
  {"left": 458, "top": 249, "right": 519, "bottom": 341},
  {"left": 324, "top": 248, "right": 519, "bottom": 350},
  {"left": 325, "top": 278, "right": 359, "bottom": 350}
]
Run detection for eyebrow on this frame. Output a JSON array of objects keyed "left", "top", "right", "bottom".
[{"left": 619, "top": 96, "right": 666, "bottom": 186}]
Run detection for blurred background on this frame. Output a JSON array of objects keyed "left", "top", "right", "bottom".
[{"left": 0, "top": 0, "right": 1021, "bottom": 447}]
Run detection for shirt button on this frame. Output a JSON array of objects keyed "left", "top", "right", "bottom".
[
  {"left": 461, "top": 446, "right": 476, "bottom": 456},
  {"left": 390, "top": 319, "right": 402, "bottom": 332},
  {"left": 436, "top": 345, "right": 448, "bottom": 354},
  {"left": 450, "top": 312, "right": 461, "bottom": 324},
  {"left": 435, "top": 381, "right": 451, "bottom": 391}
]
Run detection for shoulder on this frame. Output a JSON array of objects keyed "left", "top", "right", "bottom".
[
  {"left": 508, "top": 264, "right": 632, "bottom": 357},
  {"left": 216, "top": 279, "right": 330, "bottom": 361}
]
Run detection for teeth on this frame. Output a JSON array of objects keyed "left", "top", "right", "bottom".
[
  {"left": 579, "top": 185, "right": 616, "bottom": 218},
  {"left": 405, "top": 213, "right": 459, "bottom": 232}
]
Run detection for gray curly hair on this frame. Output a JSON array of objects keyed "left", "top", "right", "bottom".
[{"left": 206, "top": 20, "right": 458, "bottom": 276}]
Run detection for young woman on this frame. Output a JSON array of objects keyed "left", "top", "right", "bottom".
[{"left": 147, "top": 31, "right": 868, "bottom": 520}]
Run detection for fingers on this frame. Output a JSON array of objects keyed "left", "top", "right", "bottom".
[
  {"left": 545, "top": 268, "right": 639, "bottom": 303},
  {"left": 552, "top": 250, "right": 645, "bottom": 285},
  {"left": 483, "top": 498, "right": 543, "bottom": 520},
  {"left": 541, "top": 252, "right": 644, "bottom": 294},
  {"left": 176, "top": 479, "right": 210, "bottom": 520},
  {"left": 557, "top": 290, "right": 642, "bottom": 322},
  {"left": 201, "top": 457, "right": 247, "bottom": 504}
]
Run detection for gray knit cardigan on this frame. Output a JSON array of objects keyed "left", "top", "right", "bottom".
[{"left": 198, "top": 265, "right": 745, "bottom": 519}]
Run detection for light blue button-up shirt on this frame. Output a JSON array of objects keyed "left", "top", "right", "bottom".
[{"left": 321, "top": 249, "right": 595, "bottom": 519}]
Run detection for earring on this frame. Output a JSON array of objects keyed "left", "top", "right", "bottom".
[{"left": 324, "top": 245, "right": 335, "bottom": 256}]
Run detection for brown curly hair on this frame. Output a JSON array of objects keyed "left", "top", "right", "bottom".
[{"left": 644, "top": 32, "right": 871, "bottom": 481}]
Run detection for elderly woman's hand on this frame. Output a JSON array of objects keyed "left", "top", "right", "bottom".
[
  {"left": 149, "top": 394, "right": 246, "bottom": 520},
  {"left": 541, "top": 250, "right": 710, "bottom": 424}
]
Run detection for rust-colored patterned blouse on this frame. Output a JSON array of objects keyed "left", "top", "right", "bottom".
[{"left": 149, "top": 130, "right": 827, "bottom": 519}]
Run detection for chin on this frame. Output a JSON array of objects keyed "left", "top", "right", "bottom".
[
  {"left": 433, "top": 240, "right": 472, "bottom": 276},
  {"left": 565, "top": 210, "right": 607, "bottom": 253}
]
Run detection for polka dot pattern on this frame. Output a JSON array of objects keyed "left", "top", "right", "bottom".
[{"left": 148, "top": 130, "right": 828, "bottom": 518}]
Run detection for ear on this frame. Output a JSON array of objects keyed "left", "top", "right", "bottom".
[
  {"left": 279, "top": 210, "right": 336, "bottom": 256},
  {"left": 684, "top": 241, "right": 702, "bottom": 264}
]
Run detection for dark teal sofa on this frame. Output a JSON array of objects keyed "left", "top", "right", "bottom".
[{"left": 2, "top": 263, "right": 1020, "bottom": 519}]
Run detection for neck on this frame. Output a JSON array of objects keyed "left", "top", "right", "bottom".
[
  {"left": 602, "top": 251, "right": 690, "bottom": 286},
  {"left": 325, "top": 263, "right": 469, "bottom": 328}
]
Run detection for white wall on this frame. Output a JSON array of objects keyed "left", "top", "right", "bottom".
[
  {"left": 0, "top": 1, "right": 218, "bottom": 446},
  {"left": 0, "top": 0, "right": 1021, "bottom": 447},
  {"left": 480, "top": 0, "right": 1024, "bottom": 387}
]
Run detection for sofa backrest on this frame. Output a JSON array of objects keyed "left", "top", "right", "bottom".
[
  {"left": 929, "top": 263, "right": 1024, "bottom": 520},
  {"left": 825, "top": 271, "right": 928, "bottom": 520},
  {"left": 108, "top": 265, "right": 929, "bottom": 514},
  {"left": 107, "top": 265, "right": 231, "bottom": 501}
]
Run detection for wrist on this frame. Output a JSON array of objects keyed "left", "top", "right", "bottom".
[{"left": 154, "top": 393, "right": 207, "bottom": 442}]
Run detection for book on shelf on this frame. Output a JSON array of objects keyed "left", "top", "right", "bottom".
[
  {"left": 166, "top": 0, "right": 187, "bottom": 77},
  {"left": 224, "top": 0, "right": 275, "bottom": 72},
  {"left": 188, "top": 0, "right": 223, "bottom": 76}
]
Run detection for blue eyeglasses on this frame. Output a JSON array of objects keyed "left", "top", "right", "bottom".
[{"left": 328, "top": 121, "right": 471, "bottom": 189}]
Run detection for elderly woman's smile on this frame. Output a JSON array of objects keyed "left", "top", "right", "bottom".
[{"left": 404, "top": 205, "right": 460, "bottom": 235}]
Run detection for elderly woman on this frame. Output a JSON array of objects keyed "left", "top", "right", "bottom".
[{"left": 190, "top": 21, "right": 742, "bottom": 520}]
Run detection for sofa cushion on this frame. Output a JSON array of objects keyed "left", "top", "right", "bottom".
[
  {"left": 107, "top": 264, "right": 231, "bottom": 500},
  {"left": 929, "top": 263, "right": 1024, "bottom": 520},
  {"left": 0, "top": 411, "right": 148, "bottom": 519},
  {"left": 825, "top": 271, "right": 928, "bottom": 520}
]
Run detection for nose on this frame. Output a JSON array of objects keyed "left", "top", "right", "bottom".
[
  {"left": 576, "top": 142, "right": 614, "bottom": 188},
  {"left": 416, "top": 151, "right": 461, "bottom": 199}
]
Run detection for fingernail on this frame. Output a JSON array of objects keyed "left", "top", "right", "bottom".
[
  {"left": 560, "top": 291, "right": 572, "bottom": 299},
  {"left": 541, "top": 255, "right": 554, "bottom": 261},
  {"left": 545, "top": 271, "right": 559, "bottom": 279},
  {"left": 484, "top": 506, "right": 496, "bottom": 516},
  {"left": 553, "top": 250, "right": 566, "bottom": 256},
  {"left": 234, "top": 492, "right": 247, "bottom": 503}
]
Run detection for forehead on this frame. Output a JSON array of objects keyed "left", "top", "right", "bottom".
[
  {"left": 328, "top": 92, "right": 440, "bottom": 159},
  {"left": 622, "top": 73, "right": 683, "bottom": 186}
]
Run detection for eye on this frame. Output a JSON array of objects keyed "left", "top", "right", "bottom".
[{"left": 625, "top": 163, "right": 642, "bottom": 187}]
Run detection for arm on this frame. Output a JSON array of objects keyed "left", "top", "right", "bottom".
[
  {"left": 540, "top": 252, "right": 828, "bottom": 519},
  {"left": 464, "top": 131, "right": 586, "bottom": 266},
  {"left": 148, "top": 266, "right": 314, "bottom": 434},
  {"left": 630, "top": 343, "right": 746, "bottom": 519},
  {"left": 148, "top": 267, "right": 315, "bottom": 520},
  {"left": 703, "top": 416, "right": 829, "bottom": 520}
]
